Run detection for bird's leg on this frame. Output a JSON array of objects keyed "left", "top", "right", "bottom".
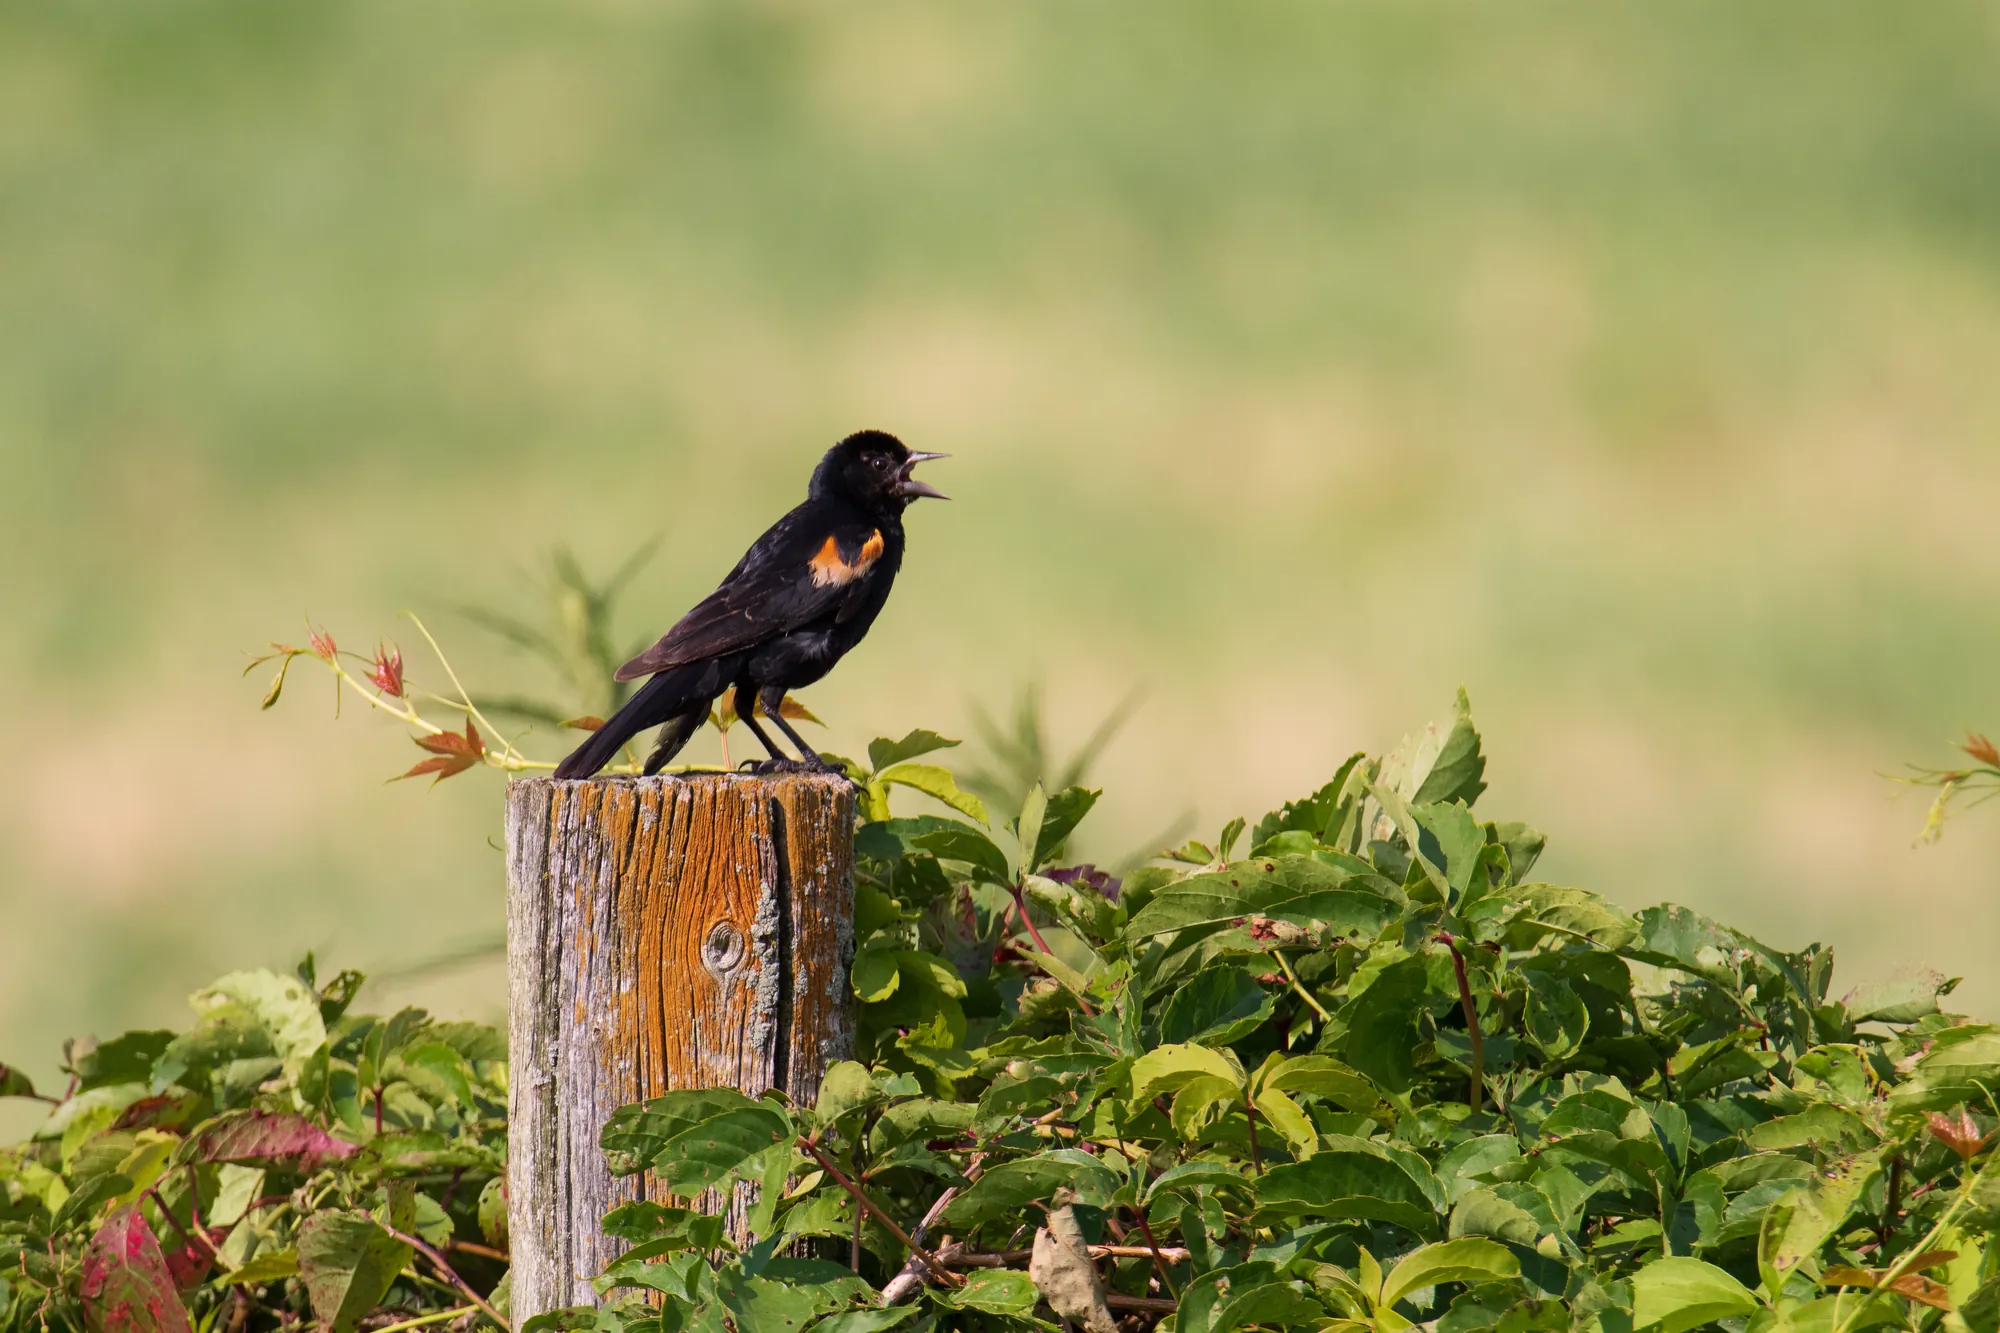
[
  {"left": 759, "top": 686, "right": 854, "bottom": 782},
  {"left": 733, "top": 683, "right": 796, "bottom": 771}
]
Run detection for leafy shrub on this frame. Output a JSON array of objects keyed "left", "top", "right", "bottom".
[
  {"left": 550, "top": 696, "right": 1999, "bottom": 1333},
  {"left": 1, "top": 961, "right": 509, "bottom": 1333},
  {"left": 13, "top": 693, "right": 2000, "bottom": 1333}
]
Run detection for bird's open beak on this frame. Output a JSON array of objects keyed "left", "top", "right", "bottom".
[{"left": 896, "top": 451, "right": 950, "bottom": 501}]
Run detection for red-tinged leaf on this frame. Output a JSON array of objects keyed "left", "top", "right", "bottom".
[
  {"left": 412, "top": 719, "right": 485, "bottom": 760},
  {"left": 1823, "top": 1265, "right": 1955, "bottom": 1311},
  {"left": 80, "top": 1206, "right": 193, "bottom": 1333},
  {"left": 563, "top": 716, "right": 606, "bottom": 732},
  {"left": 161, "top": 1238, "right": 212, "bottom": 1291},
  {"left": 394, "top": 754, "right": 478, "bottom": 784},
  {"left": 1964, "top": 732, "right": 2000, "bottom": 768},
  {"left": 113, "top": 1095, "right": 201, "bottom": 1132},
  {"left": 183, "top": 1109, "right": 358, "bottom": 1170},
  {"left": 368, "top": 644, "right": 404, "bottom": 698},
  {"left": 1927, "top": 1108, "right": 1994, "bottom": 1161},
  {"left": 309, "top": 626, "right": 337, "bottom": 663},
  {"left": 713, "top": 695, "right": 740, "bottom": 730},
  {"left": 779, "top": 695, "right": 821, "bottom": 725}
]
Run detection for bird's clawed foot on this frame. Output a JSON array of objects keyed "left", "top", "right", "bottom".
[
  {"left": 738, "top": 756, "right": 863, "bottom": 785},
  {"left": 741, "top": 758, "right": 820, "bottom": 776}
]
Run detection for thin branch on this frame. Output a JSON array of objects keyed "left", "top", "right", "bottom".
[
  {"left": 1133, "top": 1211, "right": 1182, "bottom": 1301},
  {"left": 1107, "top": 1295, "right": 1179, "bottom": 1315},
  {"left": 882, "top": 1154, "right": 987, "bottom": 1304},
  {"left": 443, "top": 1240, "right": 508, "bottom": 1264},
  {"left": 798, "top": 1137, "right": 961, "bottom": 1288},
  {"left": 381, "top": 1226, "right": 507, "bottom": 1330},
  {"left": 369, "top": 1310, "right": 477, "bottom": 1333},
  {"left": 1435, "top": 931, "right": 1485, "bottom": 1116},
  {"left": 945, "top": 1244, "right": 1190, "bottom": 1267}
]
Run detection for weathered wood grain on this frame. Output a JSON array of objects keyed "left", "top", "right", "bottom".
[{"left": 505, "top": 773, "right": 856, "bottom": 1318}]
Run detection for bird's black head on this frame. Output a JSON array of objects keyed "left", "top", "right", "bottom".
[{"left": 810, "top": 429, "right": 949, "bottom": 514}]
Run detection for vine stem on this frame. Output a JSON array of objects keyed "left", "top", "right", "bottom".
[
  {"left": 1133, "top": 1210, "right": 1182, "bottom": 1300},
  {"left": 380, "top": 1225, "right": 507, "bottom": 1330},
  {"left": 1434, "top": 932, "right": 1485, "bottom": 1116},
  {"left": 370, "top": 1309, "right": 476, "bottom": 1333},
  {"left": 798, "top": 1137, "right": 961, "bottom": 1288},
  {"left": 1273, "top": 951, "right": 1331, "bottom": 1023},
  {"left": 1242, "top": 1089, "right": 1264, "bottom": 1174},
  {"left": 404, "top": 613, "right": 523, "bottom": 765}
]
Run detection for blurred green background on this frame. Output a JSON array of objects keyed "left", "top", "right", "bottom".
[{"left": 6, "top": 0, "right": 2000, "bottom": 1105}]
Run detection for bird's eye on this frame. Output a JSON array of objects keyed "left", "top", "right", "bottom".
[{"left": 870, "top": 455, "right": 889, "bottom": 470}]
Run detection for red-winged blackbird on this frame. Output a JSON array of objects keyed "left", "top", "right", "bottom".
[{"left": 553, "top": 430, "right": 946, "bottom": 780}]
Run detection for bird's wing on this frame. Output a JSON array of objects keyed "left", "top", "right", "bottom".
[{"left": 614, "top": 513, "right": 889, "bottom": 680}]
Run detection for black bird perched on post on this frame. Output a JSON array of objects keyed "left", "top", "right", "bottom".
[{"left": 553, "top": 430, "right": 947, "bottom": 781}]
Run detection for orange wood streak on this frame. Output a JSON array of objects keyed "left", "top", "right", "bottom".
[{"left": 809, "top": 530, "right": 885, "bottom": 587}]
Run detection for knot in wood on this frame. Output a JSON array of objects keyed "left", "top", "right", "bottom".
[{"left": 701, "top": 920, "right": 748, "bottom": 980}]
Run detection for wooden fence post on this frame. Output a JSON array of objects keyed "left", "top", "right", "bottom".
[{"left": 504, "top": 773, "right": 857, "bottom": 1319}]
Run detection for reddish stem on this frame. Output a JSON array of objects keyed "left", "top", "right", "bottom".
[
  {"left": 1434, "top": 931, "right": 1485, "bottom": 1115},
  {"left": 799, "top": 1137, "right": 961, "bottom": 1287}
]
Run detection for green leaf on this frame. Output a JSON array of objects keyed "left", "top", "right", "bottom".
[
  {"left": 1630, "top": 1257, "right": 1758, "bottom": 1333},
  {"left": 1209, "top": 1280, "right": 1328, "bottom": 1333},
  {"left": 0, "top": 1061, "right": 39, "bottom": 1099},
  {"left": 75, "top": 1032, "right": 175, "bottom": 1093},
  {"left": 907, "top": 824, "right": 1012, "bottom": 885},
  {"left": 1259, "top": 1148, "right": 1442, "bottom": 1235},
  {"left": 1033, "top": 787, "right": 1101, "bottom": 868},
  {"left": 1159, "top": 967, "right": 1276, "bottom": 1045},
  {"left": 192, "top": 970, "right": 328, "bottom": 1070},
  {"left": 932, "top": 1268, "right": 1039, "bottom": 1316},
  {"left": 1504, "top": 885, "right": 1638, "bottom": 950},
  {"left": 1449, "top": 1189, "right": 1542, "bottom": 1247},
  {"left": 1410, "top": 689, "right": 1489, "bottom": 806},
  {"left": 1758, "top": 1153, "right": 1881, "bottom": 1297},
  {"left": 1338, "top": 954, "right": 1436, "bottom": 1095},
  {"left": 713, "top": 1267, "right": 820, "bottom": 1333},
  {"left": 1014, "top": 783, "right": 1048, "bottom": 873},
  {"left": 1146, "top": 1161, "right": 1252, "bottom": 1202},
  {"left": 1411, "top": 801, "right": 1485, "bottom": 899},
  {"left": 1887, "top": 1032, "right": 2000, "bottom": 1117},
  {"left": 650, "top": 1105, "right": 794, "bottom": 1195},
  {"left": 808, "top": 1312, "right": 917, "bottom": 1333},
  {"left": 941, "top": 1152, "right": 1121, "bottom": 1230},
  {"left": 878, "top": 764, "right": 990, "bottom": 827},
  {"left": 1131, "top": 1043, "right": 1245, "bottom": 1103},
  {"left": 1258, "top": 1055, "right": 1387, "bottom": 1113},
  {"left": 1842, "top": 970, "right": 1949, "bottom": 1025},
  {"left": 1524, "top": 975, "right": 1591, "bottom": 1061},
  {"left": 296, "top": 1211, "right": 416, "bottom": 1333},
  {"left": 601, "top": 1089, "right": 761, "bottom": 1175},
  {"left": 868, "top": 730, "right": 960, "bottom": 773},
  {"left": 850, "top": 950, "right": 900, "bottom": 1003},
  {"left": 398, "top": 1041, "right": 478, "bottom": 1109},
  {"left": 1381, "top": 1238, "right": 1521, "bottom": 1308},
  {"left": 1126, "top": 855, "right": 1405, "bottom": 939}
]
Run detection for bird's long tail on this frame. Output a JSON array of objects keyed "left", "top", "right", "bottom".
[{"left": 553, "top": 669, "right": 715, "bottom": 780}]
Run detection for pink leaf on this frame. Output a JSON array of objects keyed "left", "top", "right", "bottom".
[{"left": 184, "top": 1109, "right": 358, "bottom": 1170}]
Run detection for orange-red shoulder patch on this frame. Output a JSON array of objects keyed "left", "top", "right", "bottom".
[{"left": 810, "top": 530, "right": 885, "bottom": 587}]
